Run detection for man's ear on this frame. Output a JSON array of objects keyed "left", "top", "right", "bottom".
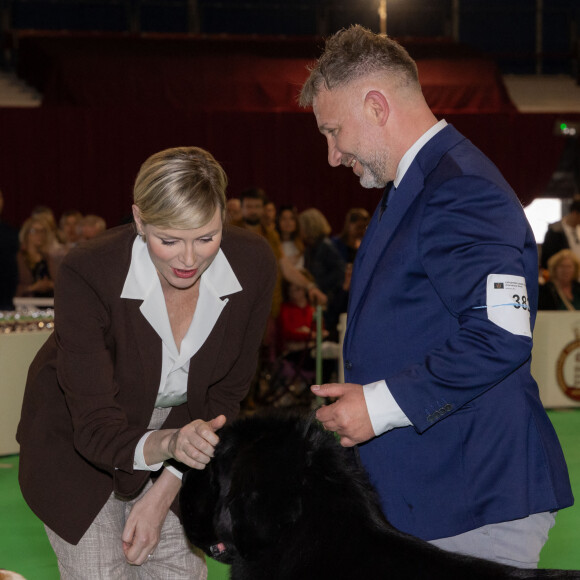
[{"left": 363, "top": 90, "right": 389, "bottom": 126}]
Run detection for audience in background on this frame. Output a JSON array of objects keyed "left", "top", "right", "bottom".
[
  {"left": 49, "top": 209, "right": 84, "bottom": 274},
  {"left": 539, "top": 249, "right": 580, "bottom": 310},
  {"left": 16, "top": 215, "right": 58, "bottom": 297},
  {"left": 270, "top": 271, "right": 330, "bottom": 406},
  {"left": 262, "top": 200, "right": 277, "bottom": 233},
  {"left": 225, "top": 197, "right": 242, "bottom": 224},
  {"left": 79, "top": 214, "right": 107, "bottom": 240},
  {"left": 278, "top": 270, "right": 326, "bottom": 357},
  {"left": 276, "top": 204, "right": 305, "bottom": 268},
  {"left": 8, "top": 196, "right": 354, "bottom": 383},
  {"left": 236, "top": 188, "right": 326, "bottom": 316},
  {"left": 332, "top": 207, "right": 370, "bottom": 264},
  {"left": 540, "top": 199, "right": 580, "bottom": 270},
  {"left": 31, "top": 205, "right": 59, "bottom": 239},
  {"left": 298, "top": 207, "right": 346, "bottom": 340},
  {"left": 234, "top": 189, "right": 330, "bottom": 407},
  {"left": 238, "top": 187, "right": 284, "bottom": 321},
  {"left": 0, "top": 188, "right": 19, "bottom": 309},
  {"left": 6, "top": 205, "right": 109, "bottom": 306},
  {"left": 58, "top": 209, "right": 83, "bottom": 250}
]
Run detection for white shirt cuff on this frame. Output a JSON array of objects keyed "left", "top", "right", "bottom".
[
  {"left": 164, "top": 463, "right": 184, "bottom": 480},
  {"left": 133, "top": 431, "right": 163, "bottom": 471},
  {"left": 363, "top": 380, "right": 412, "bottom": 436}
]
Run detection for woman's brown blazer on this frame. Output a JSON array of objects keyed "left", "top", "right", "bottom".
[{"left": 17, "top": 223, "right": 276, "bottom": 544}]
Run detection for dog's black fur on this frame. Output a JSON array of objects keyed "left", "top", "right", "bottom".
[{"left": 180, "top": 411, "right": 580, "bottom": 580}]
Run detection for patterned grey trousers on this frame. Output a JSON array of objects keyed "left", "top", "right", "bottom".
[{"left": 45, "top": 408, "right": 206, "bottom": 579}]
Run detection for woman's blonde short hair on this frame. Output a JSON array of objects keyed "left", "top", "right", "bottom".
[
  {"left": 133, "top": 146, "right": 227, "bottom": 230},
  {"left": 298, "top": 208, "right": 332, "bottom": 243},
  {"left": 547, "top": 248, "right": 580, "bottom": 281}
]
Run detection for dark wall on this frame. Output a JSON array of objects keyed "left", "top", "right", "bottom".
[{"left": 0, "top": 105, "right": 576, "bottom": 235}]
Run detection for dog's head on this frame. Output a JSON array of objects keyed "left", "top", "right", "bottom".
[{"left": 180, "top": 410, "right": 375, "bottom": 563}]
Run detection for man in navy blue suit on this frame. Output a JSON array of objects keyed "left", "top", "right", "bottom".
[{"left": 300, "top": 25, "right": 573, "bottom": 568}]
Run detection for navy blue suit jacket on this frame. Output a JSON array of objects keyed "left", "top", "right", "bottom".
[{"left": 345, "top": 125, "right": 573, "bottom": 541}]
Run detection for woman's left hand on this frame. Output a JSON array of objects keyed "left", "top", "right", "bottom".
[
  {"left": 122, "top": 469, "right": 181, "bottom": 565},
  {"left": 122, "top": 493, "right": 167, "bottom": 565}
]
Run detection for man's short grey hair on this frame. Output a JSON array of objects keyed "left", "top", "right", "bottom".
[{"left": 299, "top": 24, "right": 420, "bottom": 107}]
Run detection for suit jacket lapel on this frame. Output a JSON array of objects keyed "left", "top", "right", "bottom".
[
  {"left": 348, "top": 169, "right": 425, "bottom": 321},
  {"left": 346, "top": 124, "right": 465, "bottom": 348}
]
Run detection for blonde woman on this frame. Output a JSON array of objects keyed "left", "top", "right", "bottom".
[
  {"left": 539, "top": 248, "right": 580, "bottom": 310},
  {"left": 15, "top": 215, "right": 58, "bottom": 297},
  {"left": 17, "top": 147, "right": 276, "bottom": 578}
]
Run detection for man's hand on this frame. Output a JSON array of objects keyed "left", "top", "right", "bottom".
[{"left": 311, "top": 383, "right": 375, "bottom": 447}]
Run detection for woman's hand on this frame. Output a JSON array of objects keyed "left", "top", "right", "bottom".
[
  {"left": 167, "top": 415, "right": 226, "bottom": 470},
  {"left": 122, "top": 470, "right": 181, "bottom": 565},
  {"left": 122, "top": 492, "right": 166, "bottom": 565}
]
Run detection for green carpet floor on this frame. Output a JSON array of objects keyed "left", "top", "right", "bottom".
[{"left": 1, "top": 409, "right": 579, "bottom": 578}]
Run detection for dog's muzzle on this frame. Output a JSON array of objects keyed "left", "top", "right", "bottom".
[{"left": 210, "top": 542, "right": 227, "bottom": 558}]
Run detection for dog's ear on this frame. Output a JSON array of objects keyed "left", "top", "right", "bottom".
[
  {"left": 227, "top": 449, "right": 304, "bottom": 560},
  {"left": 179, "top": 466, "right": 220, "bottom": 552}
]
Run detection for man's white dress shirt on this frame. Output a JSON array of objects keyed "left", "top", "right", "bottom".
[{"left": 363, "top": 120, "right": 448, "bottom": 437}]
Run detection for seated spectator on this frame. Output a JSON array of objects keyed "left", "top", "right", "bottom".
[
  {"left": 276, "top": 205, "right": 304, "bottom": 268},
  {"left": 58, "top": 209, "right": 83, "bottom": 250},
  {"left": 271, "top": 273, "right": 330, "bottom": 406},
  {"left": 79, "top": 214, "right": 107, "bottom": 240},
  {"left": 332, "top": 207, "right": 370, "bottom": 263},
  {"left": 16, "top": 215, "right": 58, "bottom": 297},
  {"left": 539, "top": 249, "right": 580, "bottom": 310},
  {"left": 31, "top": 205, "right": 59, "bottom": 238},
  {"left": 279, "top": 273, "right": 327, "bottom": 356}
]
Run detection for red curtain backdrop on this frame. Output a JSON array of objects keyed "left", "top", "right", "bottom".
[{"left": 1, "top": 33, "right": 577, "bottom": 232}]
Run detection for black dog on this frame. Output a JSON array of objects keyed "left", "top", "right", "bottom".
[{"left": 180, "top": 411, "right": 580, "bottom": 580}]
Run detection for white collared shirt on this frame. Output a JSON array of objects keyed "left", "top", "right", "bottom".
[
  {"left": 363, "top": 119, "right": 447, "bottom": 436},
  {"left": 122, "top": 235, "right": 242, "bottom": 470}
]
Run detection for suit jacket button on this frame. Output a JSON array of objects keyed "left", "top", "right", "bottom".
[{"left": 345, "top": 360, "right": 353, "bottom": 370}]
